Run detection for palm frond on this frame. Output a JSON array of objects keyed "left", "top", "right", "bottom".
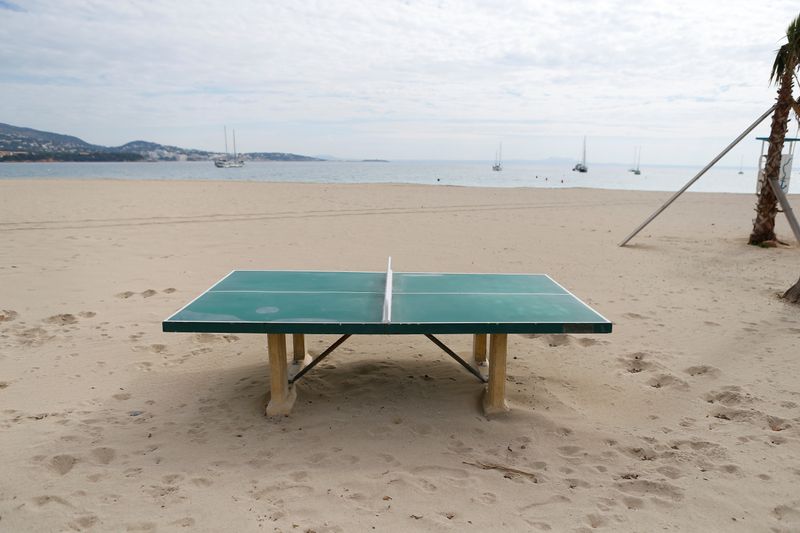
[
  {"left": 770, "top": 13, "right": 800, "bottom": 84},
  {"left": 771, "top": 45, "right": 789, "bottom": 83},
  {"left": 787, "top": 13, "right": 800, "bottom": 47}
]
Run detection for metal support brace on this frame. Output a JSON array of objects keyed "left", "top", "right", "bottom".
[
  {"left": 767, "top": 177, "right": 800, "bottom": 244},
  {"left": 289, "top": 334, "right": 351, "bottom": 384},
  {"left": 619, "top": 105, "right": 776, "bottom": 246},
  {"left": 425, "top": 334, "right": 488, "bottom": 383}
]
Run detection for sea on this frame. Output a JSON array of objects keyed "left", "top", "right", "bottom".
[{"left": 0, "top": 160, "right": 778, "bottom": 194}]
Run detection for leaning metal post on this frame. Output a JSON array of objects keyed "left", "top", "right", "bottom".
[
  {"left": 767, "top": 177, "right": 800, "bottom": 244},
  {"left": 619, "top": 105, "right": 776, "bottom": 247}
]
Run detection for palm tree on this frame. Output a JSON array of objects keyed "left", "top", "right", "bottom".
[{"left": 749, "top": 14, "right": 800, "bottom": 245}]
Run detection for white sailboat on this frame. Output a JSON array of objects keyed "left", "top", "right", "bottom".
[
  {"left": 629, "top": 146, "right": 641, "bottom": 175},
  {"left": 214, "top": 126, "right": 245, "bottom": 168},
  {"left": 492, "top": 143, "right": 503, "bottom": 171},
  {"left": 572, "top": 136, "right": 588, "bottom": 173}
]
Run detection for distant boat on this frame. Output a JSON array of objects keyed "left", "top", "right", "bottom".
[
  {"left": 629, "top": 146, "right": 641, "bottom": 175},
  {"left": 492, "top": 143, "right": 503, "bottom": 171},
  {"left": 214, "top": 126, "right": 244, "bottom": 168},
  {"left": 738, "top": 155, "right": 744, "bottom": 175},
  {"left": 572, "top": 136, "right": 588, "bottom": 173}
]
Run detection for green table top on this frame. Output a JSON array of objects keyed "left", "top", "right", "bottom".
[{"left": 163, "top": 270, "right": 611, "bottom": 335}]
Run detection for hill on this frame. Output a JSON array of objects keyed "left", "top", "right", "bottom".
[{"left": 0, "top": 123, "right": 321, "bottom": 162}]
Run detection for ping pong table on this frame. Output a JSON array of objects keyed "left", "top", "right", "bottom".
[{"left": 162, "top": 260, "right": 611, "bottom": 416}]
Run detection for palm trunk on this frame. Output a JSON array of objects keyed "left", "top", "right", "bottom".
[
  {"left": 749, "top": 66, "right": 795, "bottom": 245},
  {"left": 784, "top": 275, "right": 800, "bottom": 303}
]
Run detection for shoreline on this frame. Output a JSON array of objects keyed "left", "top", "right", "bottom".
[
  {"left": 0, "top": 176, "right": 778, "bottom": 197},
  {"left": 0, "top": 159, "right": 776, "bottom": 195}
]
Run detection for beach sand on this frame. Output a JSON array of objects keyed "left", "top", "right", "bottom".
[{"left": 1, "top": 179, "right": 799, "bottom": 532}]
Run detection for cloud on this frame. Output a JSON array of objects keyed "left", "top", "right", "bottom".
[{"left": 0, "top": 0, "right": 798, "bottom": 162}]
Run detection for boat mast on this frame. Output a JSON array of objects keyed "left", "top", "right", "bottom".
[
  {"left": 582, "top": 136, "right": 586, "bottom": 166},
  {"left": 233, "top": 129, "right": 237, "bottom": 158},
  {"left": 224, "top": 126, "right": 229, "bottom": 156}
]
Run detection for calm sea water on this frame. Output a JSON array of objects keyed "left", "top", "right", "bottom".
[{"left": 0, "top": 160, "right": 772, "bottom": 194}]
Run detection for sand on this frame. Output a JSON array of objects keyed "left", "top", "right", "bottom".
[{"left": 0, "top": 178, "right": 799, "bottom": 532}]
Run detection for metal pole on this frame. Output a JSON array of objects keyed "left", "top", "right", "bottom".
[
  {"left": 619, "top": 105, "right": 776, "bottom": 247},
  {"left": 289, "top": 334, "right": 351, "bottom": 384},
  {"left": 767, "top": 177, "right": 800, "bottom": 244},
  {"left": 425, "top": 334, "right": 487, "bottom": 383}
]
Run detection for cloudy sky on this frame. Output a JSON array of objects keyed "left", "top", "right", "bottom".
[{"left": 1, "top": 0, "right": 798, "bottom": 164}]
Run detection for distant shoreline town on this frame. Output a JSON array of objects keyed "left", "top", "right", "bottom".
[{"left": 0, "top": 123, "right": 386, "bottom": 163}]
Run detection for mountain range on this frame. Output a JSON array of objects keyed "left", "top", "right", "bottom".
[{"left": 0, "top": 123, "right": 322, "bottom": 162}]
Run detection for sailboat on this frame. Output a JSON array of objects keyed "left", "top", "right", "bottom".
[
  {"left": 572, "top": 136, "right": 588, "bottom": 173},
  {"left": 214, "top": 126, "right": 245, "bottom": 168},
  {"left": 629, "top": 147, "right": 641, "bottom": 175},
  {"left": 738, "top": 155, "right": 744, "bottom": 175},
  {"left": 492, "top": 143, "right": 503, "bottom": 171}
]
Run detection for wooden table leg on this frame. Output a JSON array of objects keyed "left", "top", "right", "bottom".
[
  {"left": 292, "top": 333, "right": 307, "bottom": 363},
  {"left": 266, "top": 333, "right": 297, "bottom": 416},
  {"left": 482, "top": 333, "right": 509, "bottom": 415},
  {"left": 473, "top": 333, "right": 487, "bottom": 366}
]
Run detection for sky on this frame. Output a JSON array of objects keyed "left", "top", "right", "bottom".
[{"left": 1, "top": 0, "right": 799, "bottom": 164}]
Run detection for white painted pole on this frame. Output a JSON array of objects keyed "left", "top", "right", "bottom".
[{"left": 619, "top": 105, "right": 776, "bottom": 247}]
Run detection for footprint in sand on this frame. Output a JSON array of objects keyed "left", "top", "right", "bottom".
[
  {"left": 711, "top": 407, "right": 758, "bottom": 423},
  {"left": 576, "top": 337, "right": 600, "bottom": 347},
  {"left": 115, "top": 291, "right": 135, "bottom": 299},
  {"left": 69, "top": 515, "right": 99, "bottom": 529},
  {"left": 773, "top": 502, "right": 800, "bottom": 524},
  {"left": 48, "top": 454, "right": 78, "bottom": 475},
  {"left": 767, "top": 415, "right": 791, "bottom": 432},
  {"left": 655, "top": 465, "right": 683, "bottom": 479},
  {"left": 623, "top": 312, "right": 649, "bottom": 320},
  {"left": 45, "top": 314, "right": 78, "bottom": 325},
  {"left": 0, "top": 309, "right": 18, "bottom": 322},
  {"left": 253, "top": 483, "right": 314, "bottom": 501},
  {"left": 16, "top": 326, "right": 54, "bottom": 347},
  {"left": 684, "top": 365, "right": 721, "bottom": 378},
  {"left": 78, "top": 311, "right": 96, "bottom": 318},
  {"left": 614, "top": 479, "right": 684, "bottom": 502},
  {"left": 90, "top": 447, "right": 116, "bottom": 465},
  {"left": 32, "top": 495, "right": 72, "bottom": 507},
  {"left": 624, "top": 447, "right": 657, "bottom": 461},
  {"left": 193, "top": 333, "right": 239, "bottom": 344},
  {"left": 647, "top": 374, "right": 689, "bottom": 390},
  {"left": 565, "top": 478, "right": 592, "bottom": 489},
  {"left": 141, "top": 289, "right": 157, "bottom": 298},
  {"left": 618, "top": 352, "right": 656, "bottom": 374},
  {"left": 169, "top": 517, "right": 195, "bottom": 528},
  {"left": 704, "top": 386, "right": 755, "bottom": 406},
  {"left": 585, "top": 513, "right": 609, "bottom": 528},
  {"left": 542, "top": 335, "right": 571, "bottom": 347},
  {"left": 163, "top": 288, "right": 177, "bottom": 293},
  {"left": 557, "top": 445, "right": 584, "bottom": 457},
  {"left": 621, "top": 496, "right": 645, "bottom": 510}
]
